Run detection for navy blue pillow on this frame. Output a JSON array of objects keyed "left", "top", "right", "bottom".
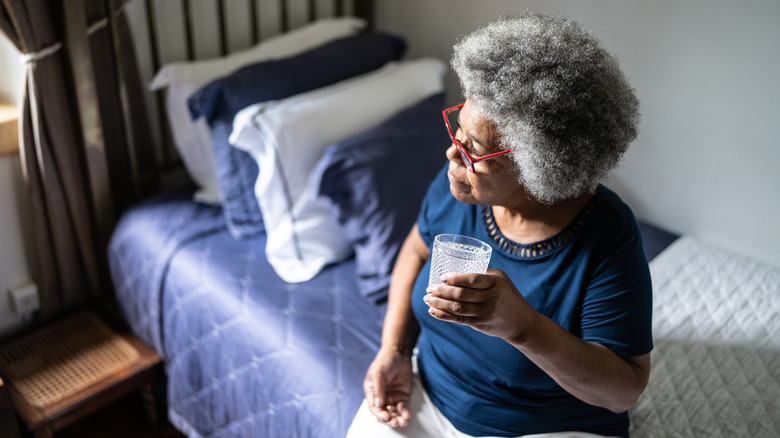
[
  {"left": 314, "top": 93, "right": 449, "bottom": 302},
  {"left": 188, "top": 32, "right": 407, "bottom": 239}
]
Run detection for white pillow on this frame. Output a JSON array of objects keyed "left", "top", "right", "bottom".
[
  {"left": 229, "top": 58, "right": 446, "bottom": 283},
  {"left": 149, "top": 17, "right": 366, "bottom": 204}
]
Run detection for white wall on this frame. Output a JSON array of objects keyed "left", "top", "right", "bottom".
[
  {"left": 0, "top": 33, "right": 31, "bottom": 337},
  {"left": 375, "top": 0, "right": 780, "bottom": 267}
]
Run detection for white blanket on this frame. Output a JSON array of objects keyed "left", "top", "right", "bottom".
[{"left": 630, "top": 237, "right": 780, "bottom": 437}]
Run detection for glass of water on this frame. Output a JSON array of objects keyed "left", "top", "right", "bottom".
[{"left": 428, "top": 234, "right": 492, "bottom": 286}]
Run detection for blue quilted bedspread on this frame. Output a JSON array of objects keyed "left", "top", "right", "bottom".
[{"left": 108, "top": 188, "right": 385, "bottom": 438}]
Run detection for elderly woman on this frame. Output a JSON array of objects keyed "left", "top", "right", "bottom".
[{"left": 347, "top": 12, "right": 649, "bottom": 438}]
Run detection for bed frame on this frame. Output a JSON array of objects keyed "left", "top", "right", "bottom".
[{"left": 64, "top": 0, "right": 374, "bottom": 229}]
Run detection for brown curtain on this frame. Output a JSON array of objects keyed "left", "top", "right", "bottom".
[{"left": 0, "top": 0, "right": 101, "bottom": 320}]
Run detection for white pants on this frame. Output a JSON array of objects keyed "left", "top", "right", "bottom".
[{"left": 346, "top": 368, "right": 613, "bottom": 438}]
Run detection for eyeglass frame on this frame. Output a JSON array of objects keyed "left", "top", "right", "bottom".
[{"left": 442, "top": 103, "right": 512, "bottom": 173}]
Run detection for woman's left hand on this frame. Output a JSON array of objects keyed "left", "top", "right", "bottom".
[{"left": 424, "top": 268, "right": 537, "bottom": 342}]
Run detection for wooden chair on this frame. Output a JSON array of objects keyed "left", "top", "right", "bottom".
[{"left": 0, "top": 309, "right": 161, "bottom": 438}]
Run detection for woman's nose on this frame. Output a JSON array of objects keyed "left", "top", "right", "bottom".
[{"left": 446, "top": 143, "right": 461, "bottom": 165}]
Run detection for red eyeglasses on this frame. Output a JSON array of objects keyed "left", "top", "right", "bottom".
[{"left": 442, "top": 103, "right": 511, "bottom": 173}]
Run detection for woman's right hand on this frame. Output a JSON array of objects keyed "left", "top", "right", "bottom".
[
  {"left": 363, "top": 348, "right": 414, "bottom": 427},
  {"left": 362, "top": 225, "right": 427, "bottom": 428}
]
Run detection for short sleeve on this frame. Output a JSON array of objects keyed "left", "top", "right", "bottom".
[{"left": 580, "top": 227, "right": 653, "bottom": 357}]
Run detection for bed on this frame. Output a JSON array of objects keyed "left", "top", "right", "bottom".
[
  {"left": 629, "top": 237, "right": 780, "bottom": 437},
  {"left": 109, "top": 186, "right": 387, "bottom": 437},
  {"left": 96, "top": 1, "right": 779, "bottom": 437}
]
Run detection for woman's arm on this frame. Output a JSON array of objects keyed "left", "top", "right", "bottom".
[
  {"left": 513, "top": 318, "right": 650, "bottom": 413},
  {"left": 424, "top": 269, "right": 650, "bottom": 413},
  {"left": 362, "top": 224, "right": 429, "bottom": 427},
  {"left": 380, "top": 224, "right": 429, "bottom": 356}
]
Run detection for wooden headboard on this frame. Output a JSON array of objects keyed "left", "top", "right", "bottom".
[{"left": 64, "top": 0, "right": 374, "bottom": 232}]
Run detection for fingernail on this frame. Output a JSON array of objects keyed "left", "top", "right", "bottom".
[
  {"left": 425, "top": 286, "right": 433, "bottom": 294},
  {"left": 373, "top": 397, "right": 382, "bottom": 408},
  {"left": 423, "top": 295, "right": 430, "bottom": 303},
  {"left": 428, "top": 308, "right": 436, "bottom": 316},
  {"left": 440, "top": 274, "right": 449, "bottom": 283}
]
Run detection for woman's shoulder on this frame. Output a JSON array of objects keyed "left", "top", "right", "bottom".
[
  {"left": 590, "top": 185, "right": 641, "bottom": 234},
  {"left": 575, "top": 185, "right": 646, "bottom": 259}
]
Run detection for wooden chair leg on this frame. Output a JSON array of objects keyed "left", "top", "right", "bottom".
[
  {"left": 32, "top": 424, "right": 54, "bottom": 438},
  {"left": 140, "top": 381, "right": 160, "bottom": 433}
]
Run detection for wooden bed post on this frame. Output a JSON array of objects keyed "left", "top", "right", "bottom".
[
  {"left": 62, "top": 0, "right": 161, "bottom": 224},
  {"left": 354, "top": 0, "right": 375, "bottom": 30}
]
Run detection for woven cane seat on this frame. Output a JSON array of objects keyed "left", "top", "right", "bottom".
[{"left": 0, "top": 312, "right": 139, "bottom": 409}]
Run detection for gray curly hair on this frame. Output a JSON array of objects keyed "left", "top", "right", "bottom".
[{"left": 451, "top": 13, "right": 640, "bottom": 204}]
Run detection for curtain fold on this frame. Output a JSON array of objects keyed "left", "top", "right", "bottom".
[{"left": 0, "top": 0, "right": 101, "bottom": 320}]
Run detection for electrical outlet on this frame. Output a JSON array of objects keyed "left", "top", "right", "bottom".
[{"left": 9, "top": 283, "right": 40, "bottom": 315}]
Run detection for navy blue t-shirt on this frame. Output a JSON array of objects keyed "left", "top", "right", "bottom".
[{"left": 412, "top": 166, "right": 653, "bottom": 437}]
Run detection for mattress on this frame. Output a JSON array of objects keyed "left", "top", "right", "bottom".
[{"left": 629, "top": 237, "right": 780, "bottom": 437}]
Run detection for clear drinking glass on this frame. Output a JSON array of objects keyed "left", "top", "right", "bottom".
[{"left": 428, "top": 234, "right": 492, "bottom": 286}]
